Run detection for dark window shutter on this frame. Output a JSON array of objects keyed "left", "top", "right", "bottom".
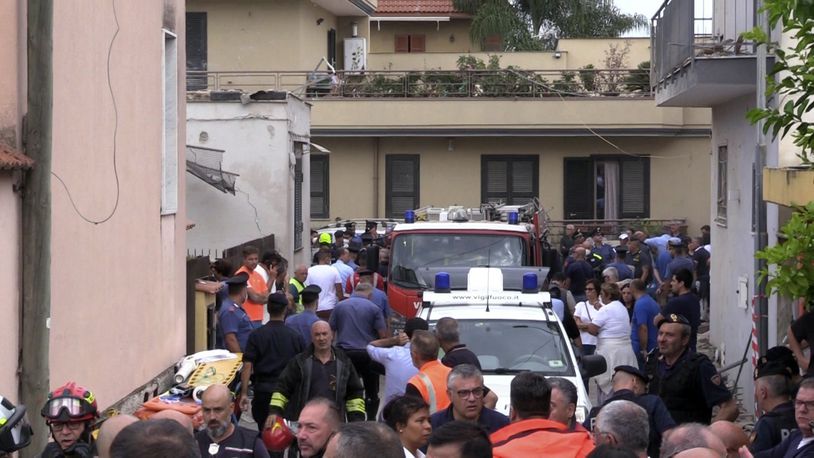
[
  {"left": 185, "top": 12, "right": 207, "bottom": 90},
  {"left": 482, "top": 156, "right": 538, "bottom": 204},
  {"left": 563, "top": 158, "right": 594, "bottom": 219},
  {"left": 310, "top": 154, "right": 329, "bottom": 218},
  {"left": 395, "top": 35, "right": 409, "bottom": 53},
  {"left": 386, "top": 155, "right": 420, "bottom": 218},
  {"left": 410, "top": 34, "right": 426, "bottom": 52},
  {"left": 486, "top": 161, "right": 508, "bottom": 194},
  {"left": 619, "top": 157, "right": 649, "bottom": 218}
]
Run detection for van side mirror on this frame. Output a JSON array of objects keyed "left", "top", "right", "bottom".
[{"left": 579, "top": 354, "right": 607, "bottom": 379}]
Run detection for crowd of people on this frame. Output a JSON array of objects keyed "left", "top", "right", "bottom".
[{"left": 7, "top": 221, "right": 814, "bottom": 457}]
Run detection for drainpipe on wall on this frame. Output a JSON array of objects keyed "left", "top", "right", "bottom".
[
  {"left": 20, "top": 0, "right": 52, "bottom": 456},
  {"left": 374, "top": 137, "right": 380, "bottom": 217},
  {"left": 754, "top": 0, "right": 769, "bottom": 357}
]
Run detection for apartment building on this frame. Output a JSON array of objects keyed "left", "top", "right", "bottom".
[{"left": 186, "top": 0, "right": 712, "bottom": 237}]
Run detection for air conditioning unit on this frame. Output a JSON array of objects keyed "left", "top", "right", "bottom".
[{"left": 344, "top": 37, "right": 367, "bottom": 74}]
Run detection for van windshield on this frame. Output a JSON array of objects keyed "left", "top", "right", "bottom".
[{"left": 442, "top": 319, "right": 575, "bottom": 376}]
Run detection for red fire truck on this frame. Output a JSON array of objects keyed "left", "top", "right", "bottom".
[{"left": 386, "top": 201, "right": 556, "bottom": 320}]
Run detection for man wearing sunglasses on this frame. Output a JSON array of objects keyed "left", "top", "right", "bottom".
[
  {"left": 430, "top": 364, "right": 509, "bottom": 435},
  {"left": 40, "top": 382, "right": 99, "bottom": 458}
]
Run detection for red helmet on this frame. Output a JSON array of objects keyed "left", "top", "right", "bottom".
[
  {"left": 40, "top": 382, "right": 98, "bottom": 423},
  {"left": 262, "top": 417, "right": 295, "bottom": 452}
]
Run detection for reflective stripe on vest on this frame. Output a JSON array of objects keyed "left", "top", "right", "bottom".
[{"left": 417, "top": 372, "right": 437, "bottom": 413}]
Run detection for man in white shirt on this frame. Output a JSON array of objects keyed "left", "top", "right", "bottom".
[{"left": 306, "top": 251, "right": 344, "bottom": 320}]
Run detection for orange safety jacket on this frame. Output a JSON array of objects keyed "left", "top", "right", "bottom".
[
  {"left": 236, "top": 266, "right": 268, "bottom": 322},
  {"left": 490, "top": 418, "right": 595, "bottom": 458},
  {"left": 407, "top": 360, "right": 451, "bottom": 414}
]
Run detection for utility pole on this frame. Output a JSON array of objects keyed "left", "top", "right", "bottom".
[
  {"left": 754, "top": 0, "right": 769, "bottom": 357},
  {"left": 20, "top": 0, "right": 52, "bottom": 455}
]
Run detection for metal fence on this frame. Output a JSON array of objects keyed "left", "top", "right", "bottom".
[
  {"left": 187, "top": 68, "right": 653, "bottom": 99},
  {"left": 545, "top": 218, "right": 688, "bottom": 241}
]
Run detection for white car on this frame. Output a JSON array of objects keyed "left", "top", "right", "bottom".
[{"left": 417, "top": 267, "right": 606, "bottom": 424}]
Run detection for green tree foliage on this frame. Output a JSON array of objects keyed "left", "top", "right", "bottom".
[
  {"left": 454, "top": 0, "right": 647, "bottom": 50},
  {"left": 743, "top": 0, "right": 814, "bottom": 164},
  {"left": 756, "top": 202, "right": 814, "bottom": 302}
]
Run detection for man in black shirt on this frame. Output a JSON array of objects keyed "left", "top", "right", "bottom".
[
  {"left": 436, "top": 317, "right": 481, "bottom": 369},
  {"left": 565, "top": 247, "right": 594, "bottom": 302},
  {"left": 628, "top": 238, "right": 653, "bottom": 286},
  {"left": 240, "top": 293, "right": 305, "bottom": 428},
  {"left": 656, "top": 269, "right": 701, "bottom": 352},
  {"left": 196, "top": 385, "right": 269, "bottom": 457},
  {"left": 751, "top": 361, "right": 798, "bottom": 453}
]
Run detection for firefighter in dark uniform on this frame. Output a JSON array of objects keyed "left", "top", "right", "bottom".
[
  {"left": 239, "top": 292, "right": 305, "bottom": 430},
  {"left": 584, "top": 365, "right": 675, "bottom": 458},
  {"left": 751, "top": 360, "right": 799, "bottom": 453},
  {"left": 645, "top": 313, "right": 739, "bottom": 424}
]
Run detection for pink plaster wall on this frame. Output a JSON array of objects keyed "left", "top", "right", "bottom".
[
  {"left": 49, "top": 0, "right": 187, "bottom": 406},
  {"left": 0, "top": 0, "right": 23, "bottom": 400}
]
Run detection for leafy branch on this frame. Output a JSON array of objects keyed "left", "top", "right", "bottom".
[
  {"left": 743, "top": 0, "right": 814, "bottom": 164},
  {"left": 756, "top": 202, "right": 814, "bottom": 302}
]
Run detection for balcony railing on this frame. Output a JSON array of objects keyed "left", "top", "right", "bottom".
[
  {"left": 187, "top": 68, "right": 652, "bottom": 99},
  {"left": 651, "top": 0, "right": 756, "bottom": 87}
]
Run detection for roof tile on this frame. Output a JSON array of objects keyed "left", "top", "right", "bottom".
[
  {"left": 0, "top": 144, "right": 34, "bottom": 171},
  {"left": 376, "top": 0, "right": 460, "bottom": 14}
]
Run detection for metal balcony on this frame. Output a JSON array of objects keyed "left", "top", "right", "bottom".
[{"left": 651, "top": 0, "right": 760, "bottom": 107}]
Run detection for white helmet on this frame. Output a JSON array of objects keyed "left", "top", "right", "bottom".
[{"left": 0, "top": 395, "right": 32, "bottom": 453}]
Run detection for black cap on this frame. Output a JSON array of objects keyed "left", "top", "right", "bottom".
[
  {"left": 657, "top": 313, "right": 691, "bottom": 328},
  {"left": 757, "top": 346, "right": 799, "bottom": 378},
  {"left": 366, "top": 220, "right": 378, "bottom": 231},
  {"left": 754, "top": 361, "right": 794, "bottom": 380},
  {"left": 224, "top": 272, "right": 250, "bottom": 285},
  {"left": 614, "top": 245, "right": 628, "bottom": 254},
  {"left": 614, "top": 365, "right": 649, "bottom": 384},
  {"left": 591, "top": 227, "right": 603, "bottom": 236},
  {"left": 302, "top": 285, "right": 321, "bottom": 295},
  {"left": 268, "top": 292, "right": 289, "bottom": 306},
  {"left": 573, "top": 231, "right": 585, "bottom": 240}
]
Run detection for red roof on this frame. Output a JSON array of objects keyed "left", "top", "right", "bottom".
[
  {"left": 376, "top": 0, "right": 462, "bottom": 15},
  {"left": 0, "top": 144, "right": 34, "bottom": 170}
]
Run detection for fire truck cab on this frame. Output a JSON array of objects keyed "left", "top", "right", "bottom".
[{"left": 387, "top": 201, "right": 556, "bottom": 320}]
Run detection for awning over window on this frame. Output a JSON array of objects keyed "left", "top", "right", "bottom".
[{"left": 186, "top": 145, "right": 239, "bottom": 195}]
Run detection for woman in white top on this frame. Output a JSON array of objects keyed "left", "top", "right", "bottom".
[
  {"left": 574, "top": 278, "right": 603, "bottom": 356},
  {"left": 382, "top": 395, "right": 431, "bottom": 458},
  {"left": 586, "top": 282, "right": 639, "bottom": 403}
]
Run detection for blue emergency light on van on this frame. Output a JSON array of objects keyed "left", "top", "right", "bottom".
[
  {"left": 435, "top": 272, "right": 451, "bottom": 293},
  {"left": 404, "top": 210, "right": 416, "bottom": 223},
  {"left": 507, "top": 211, "right": 519, "bottom": 225},
  {"left": 522, "top": 273, "right": 538, "bottom": 293}
]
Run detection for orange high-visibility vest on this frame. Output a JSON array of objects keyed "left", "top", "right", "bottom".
[
  {"left": 407, "top": 360, "right": 451, "bottom": 414},
  {"left": 490, "top": 418, "right": 595, "bottom": 458}
]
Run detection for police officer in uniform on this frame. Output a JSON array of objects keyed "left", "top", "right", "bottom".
[
  {"left": 217, "top": 272, "right": 254, "bottom": 353},
  {"left": 751, "top": 360, "right": 798, "bottom": 453},
  {"left": 645, "top": 314, "right": 739, "bottom": 424},
  {"left": 239, "top": 292, "right": 305, "bottom": 429},
  {"left": 584, "top": 365, "right": 675, "bottom": 458}
]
